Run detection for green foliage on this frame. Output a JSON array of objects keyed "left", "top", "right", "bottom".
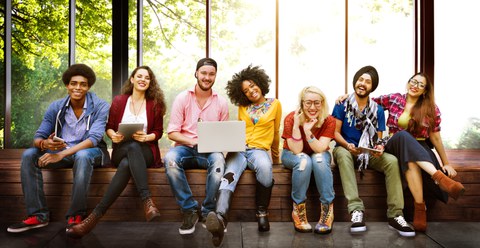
[{"left": 457, "top": 118, "right": 480, "bottom": 149}]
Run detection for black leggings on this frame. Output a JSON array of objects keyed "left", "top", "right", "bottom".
[{"left": 94, "top": 141, "right": 154, "bottom": 216}]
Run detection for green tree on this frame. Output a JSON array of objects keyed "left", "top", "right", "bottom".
[
  {"left": 1, "top": 0, "right": 219, "bottom": 148},
  {"left": 457, "top": 118, "right": 480, "bottom": 149}
]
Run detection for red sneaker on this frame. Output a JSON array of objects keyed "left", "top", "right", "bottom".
[
  {"left": 67, "top": 215, "right": 83, "bottom": 227},
  {"left": 7, "top": 216, "right": 49, "bottom": 233}
]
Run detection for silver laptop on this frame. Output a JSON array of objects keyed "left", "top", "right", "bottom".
[{"left": 197, "top": 121, "right": 246, "bottom": 153}]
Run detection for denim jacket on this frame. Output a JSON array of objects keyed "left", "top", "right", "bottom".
[{"left": 34, "top": 92, "right": 111, "bottom": 166}]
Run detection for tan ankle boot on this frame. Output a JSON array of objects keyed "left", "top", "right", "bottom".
[
  {"left": 144, "top": 197, "right": 161, "bottom": 222},
  {"left": 66, "top": 212, "right": 101, "bottom": 238},
  {"left": 413, "top": 201, "right": 427, "bottom": 232},
  {"left": 315, "top": 203, "right": 334, "bottom": 234},
  {"left": 292, "top": 202, "right": 312, "bottom": 232},
  {"left": 432, "top": 170, "right": 465, "bottom": 200}
]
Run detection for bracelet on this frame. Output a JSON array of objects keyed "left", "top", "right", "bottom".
[
  {"left": 290, "top": 136, "right": 302, "bottom": 142},
  {"left": 307, "top": 136, "right": 316, "bottom": 143}
]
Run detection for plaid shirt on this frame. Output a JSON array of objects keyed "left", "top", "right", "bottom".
[{"left": 372, "top": 93, "right": 441, "bottom": 139}]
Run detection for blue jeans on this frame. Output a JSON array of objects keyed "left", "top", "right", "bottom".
[
  {"left": 219, "top": 149, "right": 273, "bottom": 192},
  {"left": 21, "top": 147, "right": 103, "bottom": 221},
  {"left": 164, "top": 145, "right": 225, "bottom": 217},
  {"left": 281, "top": 149, "right": 334, "bottom": 205}
]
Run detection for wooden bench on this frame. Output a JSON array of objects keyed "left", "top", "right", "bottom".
[{"left": 1, "top": 149, "right": 479, "bottom": 223}]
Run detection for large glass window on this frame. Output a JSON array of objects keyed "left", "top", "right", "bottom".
[
  {"left": 348, "top": 0, "right": 414, "bottom": 97},
  {"left": 211, "top": 0, "right": 276, "bottom": 117},
  {"left": 435, "top": 0, "right": 480, "bottom": 149},
  {"left": 142, "top": 0, "right": 206, "bottom": 147},
  {"left": 278, "top": 0, "right": 345, "bottom": 114},
  {"left": 9, "top": 1, "right": 70, "bottom": 148},
  {"left": 75, "top": 0, "right": 112, "bottom": 103},
  {"left": 5, "top": 1, "right": 475, "bottom": 151}
]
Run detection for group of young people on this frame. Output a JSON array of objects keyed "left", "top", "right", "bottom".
[{"left": 7, "top": 59, "right": 465, "bottom": 246}]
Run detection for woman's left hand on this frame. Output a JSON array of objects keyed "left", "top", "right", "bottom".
[
  {"left": 442, "top": 165, "right": 457, "bottom": 178},
  {"left": 132, "top": 131, "right": 149, "bottom": 143}
]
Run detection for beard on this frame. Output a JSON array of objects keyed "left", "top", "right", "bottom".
[
  {"left": 355, "top": 87, "right": 371, "bottom": 98},
  {"left": 197, "top": 79, "right": 213, "bottom": 91}
]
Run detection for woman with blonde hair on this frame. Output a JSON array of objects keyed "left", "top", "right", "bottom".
[{"left": 281, "top": 86, "right": 336, "bottom": 234}]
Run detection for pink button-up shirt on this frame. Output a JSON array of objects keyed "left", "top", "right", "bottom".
[{"left": 167, "top": 86, "right": 229, "bottom": 146}]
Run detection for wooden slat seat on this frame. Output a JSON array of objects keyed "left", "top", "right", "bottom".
[{"left": 1, "top": 149, "right": 479, "bottom": 222}]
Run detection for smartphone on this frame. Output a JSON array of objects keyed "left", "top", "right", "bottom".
[{"left": 53, "top": 136, "right": 65, "bottom": 143}]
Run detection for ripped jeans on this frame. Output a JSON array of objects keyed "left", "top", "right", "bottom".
[
  {"left": 164, "top": 145, "right": 225, "bottom": 217},
  {"left": 219, "top": 148, "right": 273, "bottom": 192},
  {"left": 281, "top": 149, "right": 334, "bottom": 205}
]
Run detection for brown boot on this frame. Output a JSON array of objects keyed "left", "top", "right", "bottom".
[
  {"left": 432, "top": 170, "right": 465, "bottom": 200},
  {"left": 66, "top": 212, "right": 101, "bottom": 238},
  {"left": 144, "top": 197, "right": 161, "bottom": 222},
  {"left": 413, "top": 201, "right": 427, "bottom": 232}
]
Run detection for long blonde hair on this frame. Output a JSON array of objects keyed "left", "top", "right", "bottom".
[{"left": 298, "top": 86, "right": 330, "bottom": 128}]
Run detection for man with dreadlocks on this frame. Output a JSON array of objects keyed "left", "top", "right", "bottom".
[{"left": 332, "top": 66, "right": 415, "bottom": 237}]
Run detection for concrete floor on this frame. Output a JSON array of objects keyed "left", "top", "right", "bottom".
[{"left": 1, "top": 221, "right": 479, "bottom": 248}]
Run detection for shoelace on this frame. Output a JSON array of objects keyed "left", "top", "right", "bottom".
[
  {"left": 145, "top": 198, "right": 154, "bottom": 208},
  {"left": 394, "top": 216, "right": 408, "bottom": 227},
  {"left": 183, "top": 211, "right": 195, "bottom": 225},
  {"left": 297, "top": 205, "right": 308, "bottom": 223},
  {"left": 351, "top": 211, "right": 363, "bottom": 223},
  {"left": 320, "top": 205, "right": 331, "bottom": 223}
]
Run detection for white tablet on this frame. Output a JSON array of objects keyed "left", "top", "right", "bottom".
[
  {"left": 358, "top": 146, "right": 382, "bottom": 153},
  {"left": 118, "top": 123, "right": 144, "bottom": 140}
]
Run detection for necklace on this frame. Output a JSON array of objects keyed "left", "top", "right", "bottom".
[{"left": 131, "top": 97, "right": 145, "bottom": 121}]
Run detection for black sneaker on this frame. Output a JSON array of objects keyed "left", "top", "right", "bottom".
[
  {"left": 388, "top": 216, "right": 415, "bottom": 237},
  {"left": 7, "top": 216, "right": 49, "bottom": 233},
  {"left": 179, "top": 210, "right": 199, "bottom": 235},
  {"left": 350, "top": 210, "right": 367, "bottom": 233}
]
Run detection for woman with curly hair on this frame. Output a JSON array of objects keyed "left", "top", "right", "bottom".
[
  {"left": 67, "top": 66, "right": 166, "bottom": 238},
  {"left": 206, "top": 65, "right": 282, "bottom": 247}
]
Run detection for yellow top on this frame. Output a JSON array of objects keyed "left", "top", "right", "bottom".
[
  {"left": 395, "top": 110, "right": 425, "bottom": 140},
  {"left": 238, "top": 99, "right": 282, "bottom": 162}
]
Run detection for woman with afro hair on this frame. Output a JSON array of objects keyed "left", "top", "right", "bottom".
[{"left": 206, "top": 65, "right": 282, "bottom": 247}]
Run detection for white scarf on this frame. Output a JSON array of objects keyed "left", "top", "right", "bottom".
[{"left": 343, "top": 94, "right": 379, "bottom": 173}]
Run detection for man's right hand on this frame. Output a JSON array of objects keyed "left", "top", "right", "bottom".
[
  {"left": 335, "top": 94, "right": 349, "bottom": 105},
  {"left": 346, "top": 143, "right": 361, "bottom": 156},
  {"left": 43, "top": 133, "right": 67, "bottom": 151}
]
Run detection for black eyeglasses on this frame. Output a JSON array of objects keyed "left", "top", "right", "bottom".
[{"left": 408, "top": 79, "right": 426, "bottom": 89}]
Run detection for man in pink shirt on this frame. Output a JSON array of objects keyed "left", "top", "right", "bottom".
[{"left": 164, "top": 58, "right": 229, "bottom": 235}]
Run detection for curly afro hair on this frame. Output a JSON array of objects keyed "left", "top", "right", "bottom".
[
  {"left": 62, "top": 64, "right": 96, "bottom": 87},
  {"left": 225, "top": 65, "right": 271, "bottom": 107}
]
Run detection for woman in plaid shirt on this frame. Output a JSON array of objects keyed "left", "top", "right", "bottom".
[{"left": 372, "top": 72, "right": 465, "bottom": 232}]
